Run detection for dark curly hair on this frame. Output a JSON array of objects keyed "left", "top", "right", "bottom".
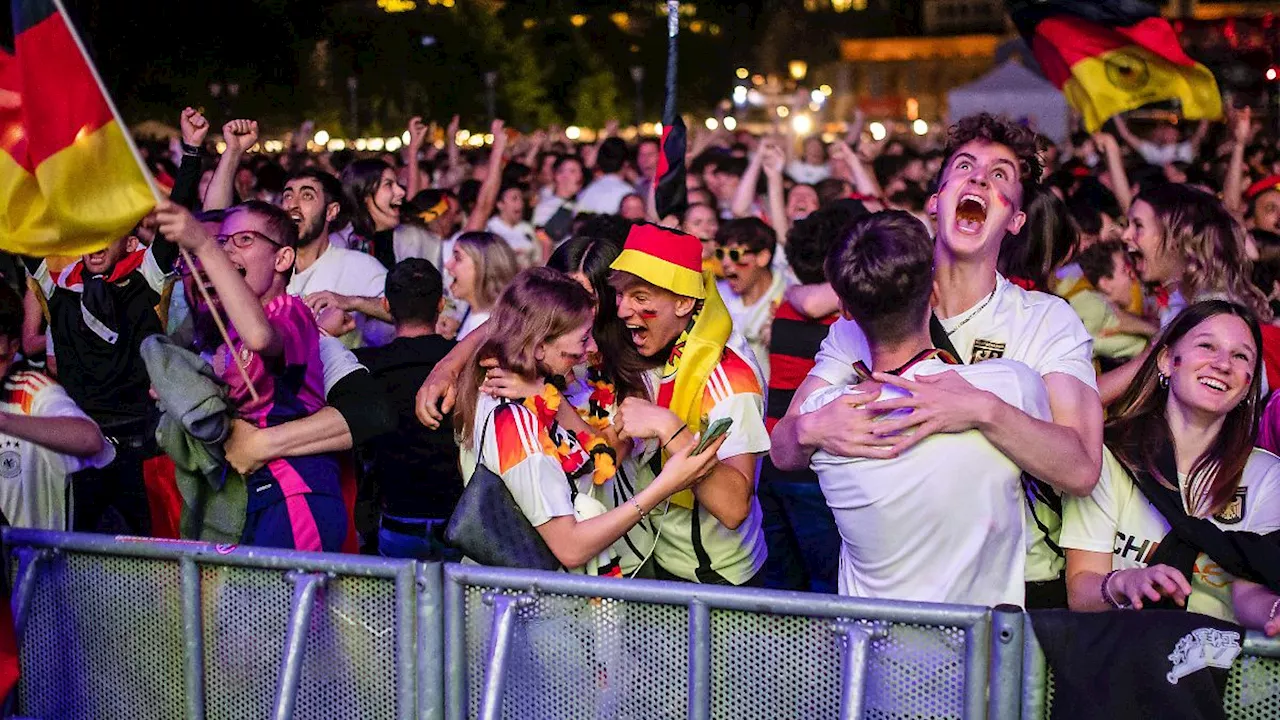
[
  {"left": 785, "top": 199, "right": 868, "bottom": 285},
  {"left": 941, "top": 113, "right": 1044, "bottom": 199}
]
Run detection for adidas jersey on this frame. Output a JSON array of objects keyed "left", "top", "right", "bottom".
[{"left": 0, "top": 370, "right": 114, "bottom": 529}]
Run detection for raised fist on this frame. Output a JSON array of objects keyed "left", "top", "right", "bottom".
[
  {"left": 222, "top": 119, "right": 259, "bottom": 155},
  {"left": 407, "top": 116, "right": 429, "bottom": 148},
  {"left": 180, "top": 107, "right": 209, "bottom": 147}
]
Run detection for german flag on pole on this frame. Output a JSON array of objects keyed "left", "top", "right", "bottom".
[
  {"left": 1008, "top": 0, "right": 1223, "bottom": 132},
  {"left": 0, "top": 0, "right": 155, "bottom": 257}
]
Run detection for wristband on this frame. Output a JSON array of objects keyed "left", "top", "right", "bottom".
[
  {"left": 661, "top": 424, "right": 688, "bottom": 451},
  {"left": 180, "top": 140, "right": 202, "bottom": 157},
  {"left": 630, "top": 497, "right": 647, "bottom": 520},
  {"left": 1101, "top": 569, "right": 1130, "bottom": 609}
]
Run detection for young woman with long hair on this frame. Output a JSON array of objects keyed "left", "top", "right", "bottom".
[
  {"left": 1062, "top": 300, "right": 1280, "bottom": 633},
  {"left": 1099, "top": 185, "right": 1275, "bottom": 404},
  {"left": 339, "top": 158, "right": 443, "bottom": 270},
  {"left": 453, "top": 268, "right": 724, "bottom": 574},
  {"left": 443, "top": 231, "right": 519, "bottom": 340}
]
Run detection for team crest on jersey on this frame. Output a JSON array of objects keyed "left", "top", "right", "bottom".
[
  {"left": 970, "top": 339, "right": 1006, "bottom": 363},
  {"left": 0, "top": 449, "right": 19, "bottom": 478},
  {"left": 1213, "top": 488, "right": 1247, "bottom": 525}
]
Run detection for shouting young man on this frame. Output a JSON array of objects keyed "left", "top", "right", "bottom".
[
  {"left": 771, "top": 113, "right": 1103, "bottom": 608},
  {"left": 609, "top": 223, "right": 770, "bottom": 586}
]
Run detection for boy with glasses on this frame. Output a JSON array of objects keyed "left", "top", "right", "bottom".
[
  {"left": 715, "top": 218, "right": 789, "bottom": 379},
  {"left": 156, "top": 199, "right": 347, "bottom": 552}
]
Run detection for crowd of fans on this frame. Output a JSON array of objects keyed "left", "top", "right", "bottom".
[{"left": 4, "top": 98, "right": 1280, "bottom": 634}]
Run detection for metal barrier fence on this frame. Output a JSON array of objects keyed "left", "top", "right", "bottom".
[
  {"left": 2, "top": 528, "right": 443, "bottom": 720},
  {"left": 442, "top": 563, "right": 1023, "bottom": 720},
  {"left": 18, "top": 529, "right": 1280, "bottom": 720},
  {"left": 1019, "top": 615, "right": 1280, "bottom": 720}
]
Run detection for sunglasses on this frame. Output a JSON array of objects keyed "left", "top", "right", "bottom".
[
  {"left": 215, "top": 231, "right": 283, "bottom": 250},
  {"left": 715, "top": 247, "right": 757, "bottom": 264}
]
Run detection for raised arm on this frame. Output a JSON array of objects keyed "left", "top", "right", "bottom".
[
  {"left": 831, "top": 139, "right": 883, "bottom": 201},
  {"left": 1093, "top": 132, "right": 1132, "bottom": 212},
  {"left": 462, "top": 119, "right": 507, "bottom": 233},
  {"left": 1223, "top": 107, "right": 1252, "bottom": 218},
  {"left": 202, "top": 119, "right": 258, "bottom": 211},
  {"left": 173, "top": 107, "right": 210, "bottom": 210},
  {"left": 1111, "top": 115, "right": 1142, "bottom": 152},
  {"left": 730, "top": 142, "right": 767, "bottom": 218},
  {"left": 405, "top": 116, "right": 429, "bottom": 200},
  {"left": 154, "top": 200, "right": 281, "bottom": 356},
  {"left": 760, "top": 142, "right": 789, "bottom": 243}
]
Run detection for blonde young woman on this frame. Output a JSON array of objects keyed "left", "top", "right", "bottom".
[
  {"left": 1099, "top": 185, "right": 1273, "bottom": 404},
  {"left": 441, "top": 231, "right": 519, "bottom": 341},
  {"left": 453, "top": 267, "right": 725, "bottom": 574}
]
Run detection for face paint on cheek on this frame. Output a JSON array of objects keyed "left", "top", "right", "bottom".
[
  {"left": 1172, "top": 355, "right": 1182, "bottom": 367},
  {"left": 639, "top": 309, "right": 659, "bottom": 319}
]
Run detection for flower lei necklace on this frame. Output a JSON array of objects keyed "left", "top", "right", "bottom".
[{"left": 523, "top": 384, "right": 617, "bottom": 486}]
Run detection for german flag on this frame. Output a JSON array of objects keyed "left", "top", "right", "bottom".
[
  {"left": 0, "top": 0, "right": 155, "bottom": 257},
  {"left": 1008, "top": 0, "right": 1222, "bottom": 132},
  {"left": 653, "top": 116, "right": 687, "bottom": 221}
]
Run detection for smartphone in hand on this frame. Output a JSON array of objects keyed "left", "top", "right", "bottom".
[{"left": 692, "top": 417, "right": 733, "bottom": 455}]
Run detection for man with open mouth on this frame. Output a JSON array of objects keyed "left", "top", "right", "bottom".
[
  {"left": 771, "top": 113, "right": 1104, "bottom": 610},
  {"left": 607, "top": 223, "right": 770, "bottom": 586}
]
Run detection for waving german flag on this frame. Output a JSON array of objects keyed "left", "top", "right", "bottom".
[
  {"left": 0, "top": 0, "right": 155, "bottom": 257},
  {"left": 1008, "top": 0, "right": 1222, "bottom": 132}
]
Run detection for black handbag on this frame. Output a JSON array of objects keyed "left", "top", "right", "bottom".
[{"left": 445, "top": 406, "right": 562, "bottom": 571}]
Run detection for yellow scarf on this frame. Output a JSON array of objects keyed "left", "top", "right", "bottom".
[{"left": 657, "top": 273, "right": 732, "bottom": 508}]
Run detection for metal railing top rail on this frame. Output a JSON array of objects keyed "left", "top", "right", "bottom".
[
  {"left": 2, "top": 528, "right": 416, "bottom": 579},
  {"left": 444, "top": 563, "right": 992, "bottom": 626}
]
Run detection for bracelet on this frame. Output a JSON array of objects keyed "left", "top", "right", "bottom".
[
  {"left": 630, "top": 497, "right": 647, "bottom": 520},
  {"left": 1101, "top": 569, "right": 1130, "bottom": 609},
  {"left": 1269, "top": 597, "right": 1280, "bottom": 623},
  {"left": 180, "top": 140, "right": 202, "bottom": 157},
  {"left": 661, "top": 424, "right": 688, "bottom": 451}
]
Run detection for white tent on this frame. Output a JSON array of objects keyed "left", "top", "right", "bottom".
[{"left": 947, "top": 59, "right": 1070, "bottom": 145}]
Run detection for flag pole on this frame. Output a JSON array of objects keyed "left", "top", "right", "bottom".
[
  {"left": 49, "top": 0, "right": 259, "bottom": 402},
  {"left": 663, "top": 1, "right": 679, "bottom": 126}
]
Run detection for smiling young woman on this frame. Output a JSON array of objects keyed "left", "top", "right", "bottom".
[{"left": 1062, "top": 300, "right": 1280, "bottom": 631}]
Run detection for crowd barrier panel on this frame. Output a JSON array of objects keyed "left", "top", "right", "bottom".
[
  {"left": 1019, "top": 614, "right": 1280, "bottom": 720},
  {"left": 441, "top": 563, "right": 1023, "bottom": 720},
  {"left": 2, "top": 528, "right": 443, "bottom": 720}
]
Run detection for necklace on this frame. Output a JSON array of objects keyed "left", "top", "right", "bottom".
[{"left": 943, "top": 287, "right": 996, "bottom": 336}]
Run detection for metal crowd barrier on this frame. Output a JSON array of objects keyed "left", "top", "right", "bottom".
[
  {"left": 2, "top": 528, "right": 442, "bottom": 720},
  {"left": 442, "top": 564, "right": 1022, "bottom": 720},
  {"left": 27, "top": 528, "right": 1280, "bottom": 719},
  {"left": 1019, "top": 614, "right": 1280, "bottom": 720}
]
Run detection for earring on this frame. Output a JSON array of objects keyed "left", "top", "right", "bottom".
[{"left": 1158, "top": 373, "right": 1169, "bottom": 389}]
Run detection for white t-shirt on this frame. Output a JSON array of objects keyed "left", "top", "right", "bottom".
[
  {"left": 576, "top": 174, "right": 634, "bottom": 216},
  {"left": 1061, "top": 448, "right": 1280, "bottom": 623},
  {"left": 718, "top": 270, "right": 789, "bottom": 381},
  {"left": 1137, "top": 140, "right": 1194, "bottom": 167},
  {"left": 485, "top": 216, "right": 538, "bottom": 266},
  {"left": 458, "top": 309, "right": 490, "bottom": 341},
  {"left": 288, "top": 244, "right": 392, "bottom": 348},
  {"left": 809, "top": 274, "right": 1097, "bottom": 582},
  {"left": 785, "top": 160, "right": 830, "bottom": 185},
  {"left": 0, "top": 370, "right": 115, "bottom": 530},
  {"left": 803, "top": 358, "right": 1051, "bottom": 606},
  {"left": 468, "top": 393, "right": 616, "bottom": 575},
  {"left": 532, "top": 194, "right": 576, "bottom": 228},
  {"left": 631, "top": 333, "right": 771, "bottom": 585}
]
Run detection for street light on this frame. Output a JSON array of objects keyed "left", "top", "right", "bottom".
[
  {"left": 788, "top": 60, "right": 808, "bottom": 82},
  {"left": 630, "top": 66, "right": 645, "bottom": 127}
]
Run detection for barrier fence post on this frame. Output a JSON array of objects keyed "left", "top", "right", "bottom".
[
  {"left": 1021, "top": 614, "right": 1048, "bottom": 720},
  {"left": 271, "top": 571, "right": 328, "bottom": 720},
  {"left": 835, "top": 623, "right": 881, "bottom": 720},
  {"left": 477, "top": 592, "right": 532, "bottom": 720},
  {"left": 180, "top": 557, "right": 206, "bottom": 720},
  {"left": 988, "top": 605, "right": 1024, "bottom": 720},
  {"left": 687, "top": 598, "right": 710, "bottom": 720},
  {"left": 417, "top": 563, "right": 443, "bottom": 720},
  {"left": 443, "top": 568, "right": 466, "bottom": 720},
  {"left": 10, "top": 548, "right": 49, "bottom": 639},
  {"left": 963, "top": 615, "right": 993, "bottom": 720},
  {"left": 395, "top": 564, "right": 417, "bottom": 720}
]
